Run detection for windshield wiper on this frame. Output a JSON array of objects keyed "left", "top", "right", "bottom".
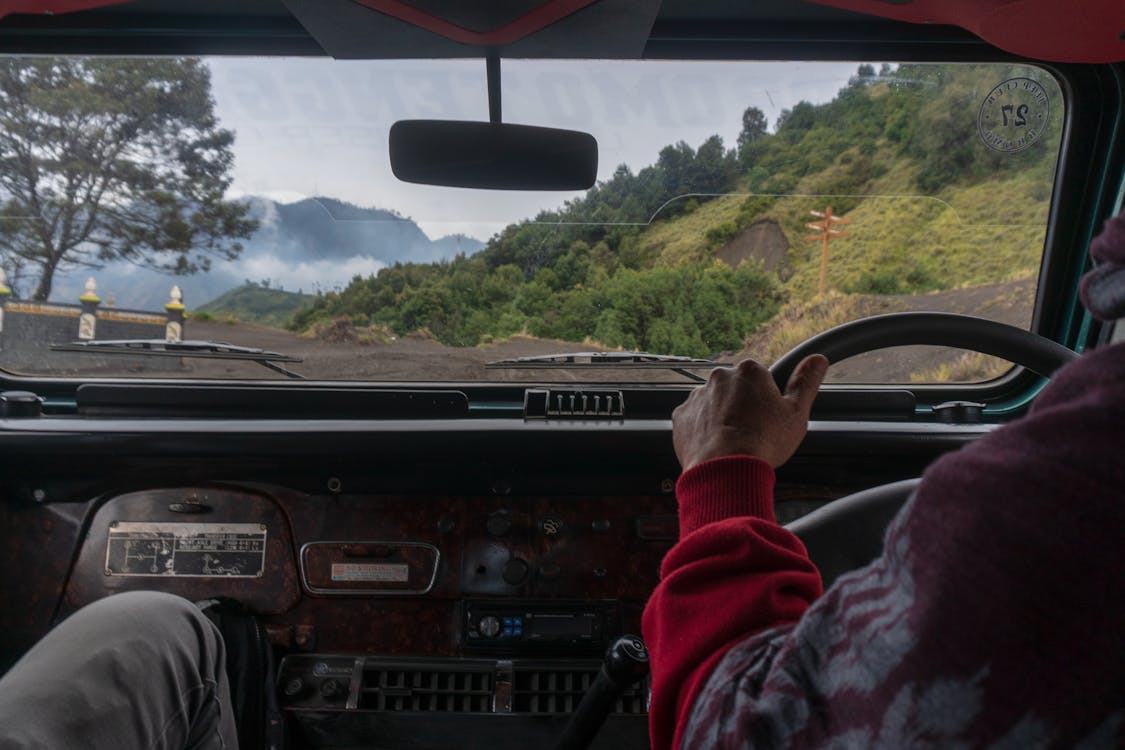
[
  {"left": 486, "top": 351, "right": 728, "bottom": 383},
  {"left": 51, "top": 339, "right": 306, "bottom": 379}
]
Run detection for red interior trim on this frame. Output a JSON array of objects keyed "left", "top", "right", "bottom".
[
  {"left": 349, "top": 0, "right": 600, "bottom": 47},
  {"left": 808, "top": 0, "right": 1125, "bottom": 63},
  {"left": 0, "top": 0, "right": 131, "bottom": 20}
]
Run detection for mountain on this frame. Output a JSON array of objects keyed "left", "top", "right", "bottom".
[
  {"left": 196, "top": 283, "right": 313, "bottom": 328},
  {"left": 47, "top": 196, "right": 485, "bottom": 311}
]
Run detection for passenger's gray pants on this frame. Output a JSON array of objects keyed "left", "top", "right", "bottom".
[{"left": 0, "top": 591, "right": 239, "bottom": 750}]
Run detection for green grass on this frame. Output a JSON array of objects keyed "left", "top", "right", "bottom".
[
  {"left": 640, "top": 195, "right": 746, "bottom": 266},
  {"left": 629, "top": 151, "right": 1049, "bottom": 303}
]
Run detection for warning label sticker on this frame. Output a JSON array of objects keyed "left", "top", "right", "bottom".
[
  {"left": 105, "top": 522, "right": 266, "bottom": 577},
  {"left": 330, "top": 563, "right": 410, "bottom": 582}
]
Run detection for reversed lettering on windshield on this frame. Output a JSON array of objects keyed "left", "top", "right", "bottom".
[
  {"left": 978, "top": 77, "right": 1050, "bottom": 153},
  {"left": 104, "top": 522, "right": 266, "bottom": 577}
]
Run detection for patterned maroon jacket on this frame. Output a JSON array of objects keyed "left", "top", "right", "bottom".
[{"left": 642, "top": 341, "right": 1125, "bottom": 749}]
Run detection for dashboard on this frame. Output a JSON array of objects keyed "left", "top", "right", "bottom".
[
  {"left": 61, "top": 484, "right": 677, "bottom": 651},
  {"left": 0, "top": 400, "right": 982, "bottom": 749},
  {"left": 48, "top": 483, "right": 675, "bottom": 746}
]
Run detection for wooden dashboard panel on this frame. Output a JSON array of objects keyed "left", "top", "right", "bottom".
[
  {"left": 281, "top": 493, "right": 680, "bottom": 601},
  {"left": 54, "top": 483, "right": 682, "bottom": 655},
  {"left": 271, "top": 492, "right": 680, "bottom": 654},
  {"left": 46, "top": 483, "right": 850, "bottom": 656},
  {"left": 1, "top": 466, "right": 862, "bottom": 667}
]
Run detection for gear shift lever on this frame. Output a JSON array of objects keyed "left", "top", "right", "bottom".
[{"left": 554, "top": 635, "right": 649, "bottom": 750}]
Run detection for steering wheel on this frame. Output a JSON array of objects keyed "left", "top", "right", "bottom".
[{"left": 770, "top": 312, "right": 1078, "bottom": 588}]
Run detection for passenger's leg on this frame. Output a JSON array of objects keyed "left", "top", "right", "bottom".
[{"left": 0, "top": 591, "right": 238, "bottom": 750}]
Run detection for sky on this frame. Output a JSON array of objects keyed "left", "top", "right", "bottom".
[{"left": 206, "top": 58, "right": 862, "bottom": 242}]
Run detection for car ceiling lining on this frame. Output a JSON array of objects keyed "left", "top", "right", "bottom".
[{"left": 0, "top": 0, "right": 1123, "bottom": 63}]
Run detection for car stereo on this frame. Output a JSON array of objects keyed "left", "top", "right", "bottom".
[{"left": 463, "top": 600, "right": 620, "bottom": 653}]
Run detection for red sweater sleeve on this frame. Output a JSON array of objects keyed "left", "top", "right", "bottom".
[{"left": 642, "top": 455, "right": 823, "bottom": 750}]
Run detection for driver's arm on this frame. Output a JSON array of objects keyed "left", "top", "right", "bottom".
[
  {"left": 644, "top": 345, "right": 1125, "bottom": 749},
  {"left": 642, "top": 355, "right": 828, "bottom": 750}
]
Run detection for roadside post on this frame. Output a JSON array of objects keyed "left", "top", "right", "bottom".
[
  {"left": 165, "top": 285, "right": 185, "bottom": 342},
  {"left": 804, "top": 207, "right": 851, "bottom": 297},
  {"left": 78, "top": 277, "right": 100, "bottom": 340}
]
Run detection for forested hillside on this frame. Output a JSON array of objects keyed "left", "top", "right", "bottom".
[
  {"left": 196, "top": 282, "right": 313, "bottom": 328},
  {"left": 292, "top": 63, "right": 1059, "bottom": 359}
]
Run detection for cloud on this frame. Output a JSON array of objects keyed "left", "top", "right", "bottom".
[
  {"left": 208, "top": 58, "right": 862, "bottom": 232},
  {"left": 218, "top": 253, "right": 387, "bottom": 293}
]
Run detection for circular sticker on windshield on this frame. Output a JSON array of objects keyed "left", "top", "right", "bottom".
[{"left": 977, "top": 78, "right": 1049, "bottom": 153}]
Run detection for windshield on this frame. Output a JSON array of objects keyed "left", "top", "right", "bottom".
[{"left": 0, "top": 58, "right": 1062, "bottom": 383}]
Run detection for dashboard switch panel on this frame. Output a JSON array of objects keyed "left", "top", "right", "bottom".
[{"left": 524, "top": 389, "right": 625, "bottom": 418}]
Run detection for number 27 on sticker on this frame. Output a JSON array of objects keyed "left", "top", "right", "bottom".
[{"left": 1000, "top": 104, "right": 1028, "bottom": 127}]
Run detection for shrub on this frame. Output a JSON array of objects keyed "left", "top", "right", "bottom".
[
  {"left": 847, "top": 270, "right": 904, "bottom": 295},
  {"left": 705, "top": 221, "right": 740, "bottom": 247}
]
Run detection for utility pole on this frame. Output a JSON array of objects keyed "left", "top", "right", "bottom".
[{"left": 804, "top": 206, "right": 851, "bottom": 297}]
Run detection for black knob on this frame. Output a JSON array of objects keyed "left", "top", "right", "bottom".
[
  {"left": 486, "top": 513, "right": 512, "bottom": 536},
  {"left": 553, "top": 635, "right": 649, "bottom": 750},
  {"left": 283, "top": 677, "right": 305, "bottom": 698},
  {"left": 479, "top": 615, "right": 501, "bottom": 638},
  {"left": 319, "top": 678, "right": 345, "bottom": 700},
  {"left": 502, "top": 558, "right": 529, "bottom": 585},
  {"left": 603, "top": 635, "right": 649, "bottom": 687}
]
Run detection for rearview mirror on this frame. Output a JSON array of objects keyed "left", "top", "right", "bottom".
[{"left": 389, "top": 120, "right": 598, "bottom": 191}]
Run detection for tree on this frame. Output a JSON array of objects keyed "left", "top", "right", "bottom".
[
  {"left": 688, "top": 135, "right": 737, "bottom": 194},
  {"left": 849, "top": 63, "right": 876, "bottom": 86},
  {"left": 737, "top": 106, "right": 768, "bottom": 148},
  {"left": 0, "top": 58, "right": 256, "bottom": 300},
  {"left": 657, "top": 140, "right": 696, "bottom": 197},
  {"left": 775, "top": 100, "right": 817, "bottom": 136}
]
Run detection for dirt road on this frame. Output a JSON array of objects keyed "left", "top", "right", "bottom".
[
  {"left": 187, "top": 276, "right": 1034, "bottom": 383},
  {"left": 182, "top": 322, "right": 628, "bottom": 382},
  {"left": 8, "top": 277, "right": 1036, "bottom": 383}
]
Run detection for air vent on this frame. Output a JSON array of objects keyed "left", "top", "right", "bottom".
[
  {"left": 359, "top": 661, "right": 494, "bottom": 712},
  {"left": 280, "top": 656, "right": 651, "bottom": 716},
  {"left": 512, "top": 666, "right": 648, "bottom": 714},
  {"left": 524, "top": 389, "right": 625, "bottom": 418}
]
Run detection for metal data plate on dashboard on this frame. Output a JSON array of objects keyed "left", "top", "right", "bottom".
[{"left": 104, "top": 522, "right": 267, "bottom": 577}]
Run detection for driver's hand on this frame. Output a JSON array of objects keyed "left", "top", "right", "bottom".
[{"left": 672, "top": 355, "right": 828, "bottom": 471}]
